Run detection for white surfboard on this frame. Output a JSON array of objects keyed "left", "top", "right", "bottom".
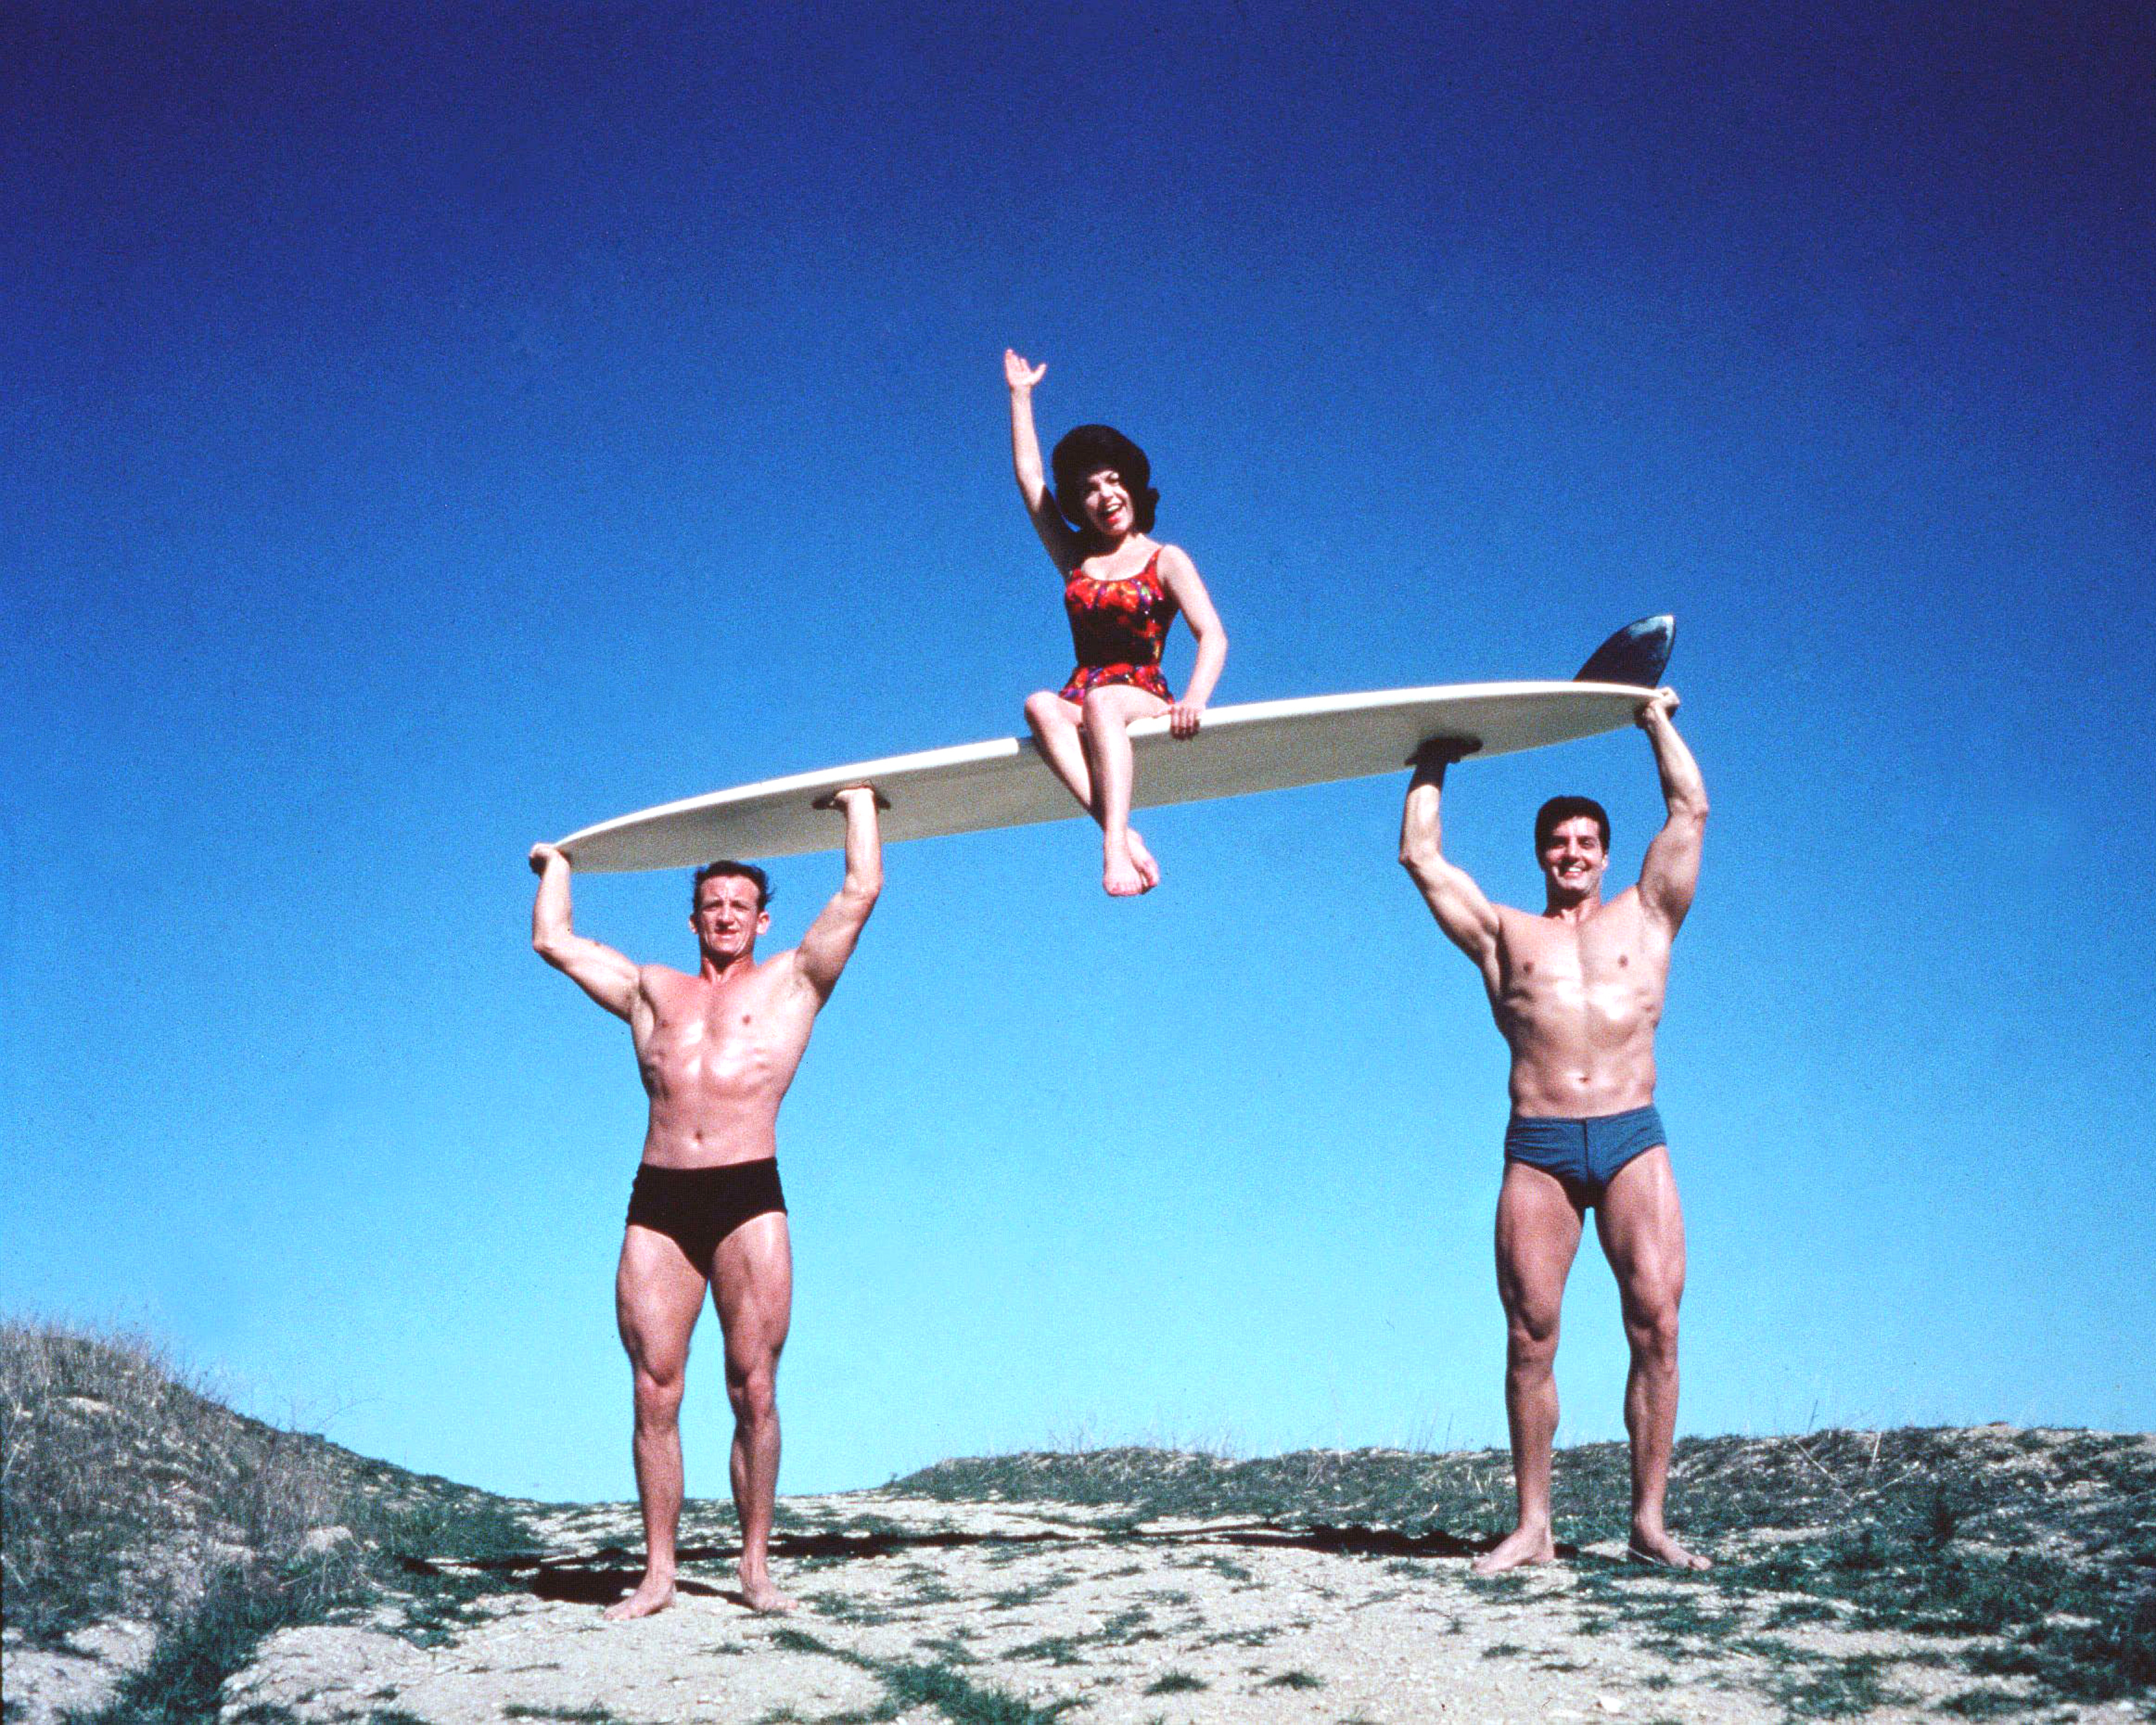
[{"left": 556, "top": 680, "right": 1653, "bottom": 872}]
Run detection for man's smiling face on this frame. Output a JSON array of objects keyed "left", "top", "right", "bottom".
[{"left": 1539, "top": 815, "right": 1608, "bottom": 906}]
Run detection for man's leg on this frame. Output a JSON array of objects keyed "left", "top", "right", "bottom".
[
  {"left": 711, "top": 1208, "right": 795, "bottom": 1613},
  {"left": 1595, "top": 1147, "right": 1708, "bottom": 1569},
  {"left": 610, "top": 1224, "right": 709, "bottom": 1619},
  {"left": 1478, "top": 1162, "right": 1585, "bottom": 1575}
]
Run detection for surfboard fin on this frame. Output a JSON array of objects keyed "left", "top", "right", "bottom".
[{"left": 1575, "top": 615, "right": 1674, "bottom": 687}]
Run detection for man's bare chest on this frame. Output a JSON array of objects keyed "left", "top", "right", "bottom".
[
  {"left": 1500, "top": 904, "right": 1657, "bottom": 994},
  {"left": 638, "top": 971, "right": 803, "bottom": 1067}
]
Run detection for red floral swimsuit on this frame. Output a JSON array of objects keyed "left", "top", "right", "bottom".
[{"left": 1058, "top": 547, "right": 1179, "bottom": 706}]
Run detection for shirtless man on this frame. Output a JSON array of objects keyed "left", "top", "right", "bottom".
[
  {"left": 528, "top": 786, "right": 882, "bottom": 1617},
  {"left": 1400, "top": 689, "right": 1708, "bottom": 1574}
]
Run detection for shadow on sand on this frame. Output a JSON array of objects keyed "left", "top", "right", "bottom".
[{"left": 403, "top": 1519, "right": 1585, "bottom": 1609}]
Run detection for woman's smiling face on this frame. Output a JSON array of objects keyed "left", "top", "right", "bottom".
[{"left": 1081, "top": 468, "right": 1134, "bottom": 537}]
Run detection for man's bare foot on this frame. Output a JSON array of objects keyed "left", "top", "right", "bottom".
[
  {"left": 1125, "top": 829, "right": 1161, "bottom": 890},
  {"left": 1473, "top": 1523, "right": 1557, "bottom": 1576},
  {"left": 1628, "top": 1527, "right": 1710, "bottom": 1570},
  {"left": 1102, "top": 840, "right": 1146, "bottom": 897},
  {"left": 602, "top": 1573, "right": 676, "bottom": 1619},
  {"left": 739, "top": 1577, "right": 797, "bottom": 1614}
]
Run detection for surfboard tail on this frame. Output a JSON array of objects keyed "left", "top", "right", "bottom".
[{"left": 1574, "top": 615, "right": 1674, "bottom": 687}]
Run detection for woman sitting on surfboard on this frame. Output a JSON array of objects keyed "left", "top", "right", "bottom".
[{"left": 1005, "top": 349, "right": 1227, "bottom": 896}]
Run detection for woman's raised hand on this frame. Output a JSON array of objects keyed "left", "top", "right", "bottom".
[{"left": 1004, "top": 349, "right": 1046, "bottom": 392}]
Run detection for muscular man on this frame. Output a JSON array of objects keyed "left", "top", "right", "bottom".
[
  {"left": 528, "top": 786, "right": 882, "bottom": 1617},
  {"left": 1400, "top": 689, "right": 1708, "bottom": 1574}
]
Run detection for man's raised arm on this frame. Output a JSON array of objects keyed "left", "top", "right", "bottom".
[
  {"left": 794, "top": 787, "right": 884, "bottom": 1000},
  {"left": 529, "top": 844, "right": 640, "bottom": 1020},
  {"left": 1634, "top": 689, "right": 1708, "bottom": 931},
  {"left": 1400, "top": 741, "right": 1503, "bottom": 982}
]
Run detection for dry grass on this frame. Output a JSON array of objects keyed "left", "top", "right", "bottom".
[
  {"left": 1, "top": 1317, "right": 537, "bottom": 1724},
  {"left": 0, "top": 1320, "right": 369, "bottom": 1644}
]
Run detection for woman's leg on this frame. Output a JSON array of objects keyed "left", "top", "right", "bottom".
[
  {"left": 1024, "top": 690, "right": 1094, "bottom": 810},
  {"left": 1080, "top": 684, "right": 1170, "bottom": 896}
]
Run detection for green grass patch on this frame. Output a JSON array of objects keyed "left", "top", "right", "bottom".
[
  {"left": 67, "top": 1567, "right": 328, "bottom": 1725},
  {"left": 883, "top": 1662, "right": 1079, "bottom": 1724},
  {"left": 806, "top": 1590, "right": 899, "bottom": 1624},
  {"left": 1719, "top": 1520, "right": 2156, "bottom": 1702},
  {"left": 1142, "top": 1670, "right": 1207, "bottom": 1695},
  {"left": 1194, "top": 1624, "right": 1276, "bottom": 1647},
  {"left": 1769, "top": 1651, "right": 1908, "bottom": 1719},
  {"left": 766, "top": 1624, "right": 1075, "bottom": 1724},
  {"left": 882, "top": 1659, "right": 1079, "bottom": 1724},
  {"left": 1184, "top": 1552, "right": 1253, "bottom": 1582},
  {"left": 1007, "top": 1634, "right": 1089, "bottom": 1665},
  {"left": 987, "top": 1570, "right": 1080, "bottom": 1610},
  {"left": 1097, "top": 1603, "right": 1158, "bottom": 1642},
  {"left": 1627, "top": 1591, "right": 1749, "bottom": 1656},
  {"left": 1935, "top": 1688, "right": 2028, "bottom": 1719},
  {"left": 1260, "top": 1669, "right": 1325, "bottom": 1690}
]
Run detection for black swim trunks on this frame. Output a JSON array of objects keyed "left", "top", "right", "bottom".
[{"left": 625, "top": 1159, "right": 787, "bottom": 1269}]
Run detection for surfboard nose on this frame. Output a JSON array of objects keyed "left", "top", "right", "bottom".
[{"left": 1574, "top": 615, "right": 1674, "bottom": 687}]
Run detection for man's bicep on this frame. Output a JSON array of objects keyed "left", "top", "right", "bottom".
[
  {"left": 795, "top": 894, "right": 873, "bottom": 997},
  {"left": 553, "top": 938, "right": 641, "bottom": 1018},
  {"left": 1639, "top": 818, "right": 1705, "bottom": 926},
  {"left": 1416, "top": 864, "right": 1503, "bottom": 964}
]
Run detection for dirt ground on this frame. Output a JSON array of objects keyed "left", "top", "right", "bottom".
[{"left": 206, "top": 1488, "right": 2108, "bottom": 1725}]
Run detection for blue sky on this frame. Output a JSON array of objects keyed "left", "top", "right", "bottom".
[{"left": 4, "top": 2, "right": 2152, "bottom": 1501}]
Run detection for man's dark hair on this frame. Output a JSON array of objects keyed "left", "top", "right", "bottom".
[
  {"left": 1050, "top": 423, "right": 1160, "bottom": 543},
  {"left": 1534, "top": 796, "right": 1611, "bottom": 854},
  {"left": 692, "top": 860, "right": 771, "bottom": 911}
]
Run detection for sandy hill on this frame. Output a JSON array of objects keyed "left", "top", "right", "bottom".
[{"left": 4, "top": 1324, "right": 2151, "bottom": 1724}]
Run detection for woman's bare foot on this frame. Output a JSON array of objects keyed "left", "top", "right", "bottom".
[
  {"left": 1628, "top": 1526, "right": 1710, "bottom": 1570},
  {"left": 1103, "top": 836, "right": 1147, "bottom": 896},
  {"left": 1472, "top": 1523, "right": 1557, "bottom": 1576},
  {"left": 603, "top": 1572, "right": 676, "bottom": 1619},
  {"left": 1125, "top": 829, "right": 1161, "bottom": 891}
]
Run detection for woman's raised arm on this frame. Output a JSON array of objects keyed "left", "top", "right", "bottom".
[{"left": 1005, "top": 349, "right": 1079, "bottom": 570}]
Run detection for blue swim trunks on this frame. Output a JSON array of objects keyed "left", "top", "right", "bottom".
[{"left": 1503, "top": 1104, "right": 1667, "bottom": 1199}]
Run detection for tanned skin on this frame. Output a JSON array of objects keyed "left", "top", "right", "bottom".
[
  {"left": 528, "top": 787, "right": 882, "bottom": 1616},
  {"left": 1005, "top": 349, "right": 1227, "bottom": 896},
  {"left": 1400, "top": 689, "right": 1708, "bottom": 1573}
]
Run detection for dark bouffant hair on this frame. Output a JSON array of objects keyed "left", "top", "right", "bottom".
[
  {"left": 692, "top": 860, "right": 771, "bottom": 911},
  {"left": 1051, "top": 423, "right": 1159, "bottom": 540},
  {"left": 1534, "top": 796, "right": 1611, "bottom": 854}
]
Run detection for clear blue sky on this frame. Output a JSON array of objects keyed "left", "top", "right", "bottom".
[{"left": 4, "top": 3, "right": 2152, "bottom": 1502}]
